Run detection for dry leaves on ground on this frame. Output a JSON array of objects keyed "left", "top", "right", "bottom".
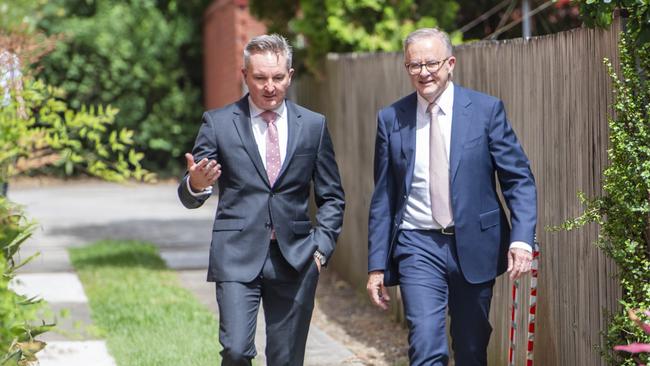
[{"left": 312, "top": 270, "right": 409, "bottom": 366}]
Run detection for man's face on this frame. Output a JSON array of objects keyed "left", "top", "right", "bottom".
[
  {"left": 243, "top": 52, "right": 294, "bottom": 110},
  {"left": 404, "top": 37, "right": 456, "bottom": 102}
]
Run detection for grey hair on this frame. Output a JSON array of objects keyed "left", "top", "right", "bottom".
[
  {"left": 403, "top": 28, "right": 453, "bottom": 56},
  {"left": 243, "top": 34, "right": 293, "bottom": 70}
]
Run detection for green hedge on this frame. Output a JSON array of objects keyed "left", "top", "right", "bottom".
[{"left": 37, "top": 0, "right": 212, "bottom": 173}]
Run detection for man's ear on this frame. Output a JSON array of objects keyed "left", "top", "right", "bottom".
[
  {"left": 446, "top": 56, "right": 456, "bottom": 79},
  {"left": 447, "top": 56, "right": 456, "bottom": 71}
]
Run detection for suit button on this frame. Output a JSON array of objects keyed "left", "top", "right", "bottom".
[
  {"left": 265, "top": 222, "right": 271, "bottom": 229},
  {"left": 402, "top": 194, "right": 407, "bottom": 199}
]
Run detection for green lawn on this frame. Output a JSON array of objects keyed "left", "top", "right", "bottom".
[{"left": 69, "top": 240, "right": 221, "bottom": 366}]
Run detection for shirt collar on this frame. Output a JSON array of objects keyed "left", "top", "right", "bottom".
[
  {"left": 417, "top": 82, "right": 454, "bottom": 116},
  {"left": 248, "top": 96, "right": 286, "bottom": 119}
]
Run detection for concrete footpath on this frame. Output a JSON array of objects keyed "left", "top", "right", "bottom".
[{"left": 9, "top": 181, "right": 360, "bottom": 366}]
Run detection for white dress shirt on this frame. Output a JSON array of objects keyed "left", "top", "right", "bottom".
[
  {"left": 400, "top": 82, "right": 531, "bottom": 252},
  {"left": 401, "top": 83, "right": 454, "bottom": 230},
  {"left": 248, "top": 98, "right": 289, "bottom": 170}
]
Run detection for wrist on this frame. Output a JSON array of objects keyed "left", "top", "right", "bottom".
[
  {"left": 187, "top": 177, "right": 205, "bottom": 193},
  {"left": 190, "top": 183, "right": 205, "bottom": 192}
]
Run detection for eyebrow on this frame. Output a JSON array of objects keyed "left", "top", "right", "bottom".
[{"left": 252, "top": 72, "right": 286, "bottom": 77}]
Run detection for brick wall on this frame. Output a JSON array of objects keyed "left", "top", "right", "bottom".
[{"left": 203, "top": 0, "right": 266, "bottom": 110}]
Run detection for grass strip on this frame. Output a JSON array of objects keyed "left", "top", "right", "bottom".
[{"left": 69, "top": 240, "right": 221, "bottom": 366}]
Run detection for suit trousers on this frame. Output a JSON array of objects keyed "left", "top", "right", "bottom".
[
  {"left": 394, "top": 230, "right": 495, "bottom": 366},
  {"left": 216, "top": 240, "right": 319, "bottom": 366}
]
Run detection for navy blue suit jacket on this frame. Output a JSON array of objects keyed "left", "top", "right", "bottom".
[
  {"left": 179, "top": 96, "right": 345, "bottom": 283},
  {"left": 368, "top": 85, "right": 537, "bottom": 285}
]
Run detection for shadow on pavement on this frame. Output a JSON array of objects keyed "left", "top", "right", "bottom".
[{"left": 48, "top": 218, "right": 213, "bottom": 249}]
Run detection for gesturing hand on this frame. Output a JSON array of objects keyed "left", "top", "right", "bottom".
[
  {"left": 185, "top": 153, "right": 221, "bottom": 192},
  {"left": 366, "top": 271, "right": 390, "bottom": 310}
]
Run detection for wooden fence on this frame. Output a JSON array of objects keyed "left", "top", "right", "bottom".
[{"left": 293, "top": 17, "right": 623, "bottom": 366}]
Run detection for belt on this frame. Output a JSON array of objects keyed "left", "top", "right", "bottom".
[{"left": 432, "top": 226, "right": 455, "bottom": 236}]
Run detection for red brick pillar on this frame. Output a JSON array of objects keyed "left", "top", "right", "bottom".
[{"left": 203, "top": 0, "right": 266, "bottom": 110}]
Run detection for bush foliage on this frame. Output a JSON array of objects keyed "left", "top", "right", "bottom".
[
  {"left": 1, "top": 26, "right": 154, "bottom": 363},
  {"left": 250, "top": 0, "right": 461, "bottom": 75},
  {"left": 0, "top": 198, "right": 49, "bottom": 366},
  {"left": 560, "top": 2, "right": 650, "bottom": 364},
  {"left": 36, "top": 0, "right": 211, "bottom": 172},
  {"left": 1, "top": 78, "right": 154, "bottom": 183}
]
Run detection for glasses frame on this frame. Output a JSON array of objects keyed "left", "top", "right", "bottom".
[{"left": 405, "top": 57, "right": 450, "bottom": 75}]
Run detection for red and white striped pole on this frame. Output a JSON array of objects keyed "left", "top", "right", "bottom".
[
  {"left": 508, "top": 240, "right": 540, "bottom": 366},
  {"left": 508, "top": 276, "right": 519, "bottom": 366},
  {"left": 526, "top": 245, "right": 539, "bottom": 366}
]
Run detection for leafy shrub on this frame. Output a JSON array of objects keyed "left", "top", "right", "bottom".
[
  {"left": 0, "top": 198, "right": 50, "bottom": 366},
  {"left": 557, "top": 3, "right": 650, "bottom": 363},
  {"left": 250, "top": 0, "right": 461, "bottom": 75},
  {"left": 1, "top": 78, "right": 154, "bottom": 183},
  {"left": 36, "top": 0, "right": 211, "bottom": 172},
  {"left": 1, "top": 26, "right": 154, "bottom": 363}
]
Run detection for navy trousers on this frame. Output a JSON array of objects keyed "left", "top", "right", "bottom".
[
  {"left": 216, "top": 241, "right": 320, "bottom": 366},
  {"left": 394, "top": 230, "right": 495, "bottom": 366}
]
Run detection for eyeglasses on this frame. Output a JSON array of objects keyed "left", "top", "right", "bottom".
[{"left": 405, "top": 57, "right": 450, "bottom": 75}]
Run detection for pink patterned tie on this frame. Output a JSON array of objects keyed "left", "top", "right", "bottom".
[
  {"left": 260, "top": 110, "right": 281, "bottom": 186},
  {"left": 260, "top": 110, "right": 280, "bottom": 239},
  {"left": 428, "top": 103, "right": 453, "bottom": 228}
]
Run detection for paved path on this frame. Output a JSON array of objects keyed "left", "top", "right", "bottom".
[{"left": 9, "top": 181, "right": 359, "bottom": 366}]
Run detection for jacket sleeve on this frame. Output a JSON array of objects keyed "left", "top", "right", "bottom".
[
  {"left": 178, "top": 112, "right": 219, "bottom": 209},
  {"left": 310, "top": 117, "right": 346, "bottom": 261},
  {"left": 368, "top": 111, "right": 395, "bottom": 272},
  {"left": 488, "top": 100, "right": 537, "bottom": 247}
]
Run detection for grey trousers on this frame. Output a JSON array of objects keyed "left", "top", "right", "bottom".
[{"left": 216, "top": 241, "right": 320, "bottom": 366}]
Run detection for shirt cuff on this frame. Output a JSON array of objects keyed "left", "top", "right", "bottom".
[
  {"left": 509, "top": 241, "right": 532, "bottom": 253},
  {"left": 186, "top": 177, "right": 212, "bottom": 197}
]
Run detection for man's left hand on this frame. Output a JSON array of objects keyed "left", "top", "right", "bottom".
[{"left": 507, "top": 247, "right": 532, "bottom": 281}]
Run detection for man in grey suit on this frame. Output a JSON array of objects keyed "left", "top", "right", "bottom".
[{"left": 178, "top": 34, "right": 345, "bottom": 365}]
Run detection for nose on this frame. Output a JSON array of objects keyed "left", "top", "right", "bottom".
[
  {"left": 418, "top": 66, "right": 432, "bottom": 77},
  {"left": 264, "top": 79, "right": 275, "bottom": 92}
]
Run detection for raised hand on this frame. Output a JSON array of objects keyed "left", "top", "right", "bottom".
[{"left": 185, "top": 153, "right": 221, "bottom": 192}]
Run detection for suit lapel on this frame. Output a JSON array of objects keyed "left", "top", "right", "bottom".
[
  {"left": 398, "top": 93, "right": 418, "bottom": 191},
  {"left": 231, "top": 96, "right": 271, "bottom": 187},
  {"left": 449, "top": 86, "right": 472, "bottom": 183},
  {"left": 276, "top": 100, "right": 302, "bottom": 184}
]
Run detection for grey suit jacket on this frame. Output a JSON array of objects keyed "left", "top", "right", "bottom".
[{"left": 179, "top": 96, "right": 345, "bottom": 282}]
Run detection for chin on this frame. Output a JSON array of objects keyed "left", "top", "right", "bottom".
[
  {"left": 420, "top": 87, "right": 440, "bottom": 98},
  {"left": 266, "top": 99, "right": 282, "bottom": 108}
]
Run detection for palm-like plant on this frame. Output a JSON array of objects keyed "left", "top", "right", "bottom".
[{"left": 0, "top": 198, "right": 53, "bottom": 366}]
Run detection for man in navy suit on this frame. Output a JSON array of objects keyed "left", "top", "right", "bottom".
[
  {"left": 179, "top": 34, "right": 345, "bottom": 365},
  {"left": 366, "top": 28, "right": 537, "bottom": 366}
]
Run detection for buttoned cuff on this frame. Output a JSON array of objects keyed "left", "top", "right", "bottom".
[
  {"left": 509, "top": 241, "right": 532, "bottom": 253},
  {"left": 186, "top": 177, "right": 212, "bottom": 197}
]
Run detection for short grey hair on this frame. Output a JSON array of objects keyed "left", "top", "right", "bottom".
[
  {"left": 403, "top": 28, "right": 453, "bottom": 56},
  {"left": 243, "top": 34, "right": 293, "bottom": 70}
]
